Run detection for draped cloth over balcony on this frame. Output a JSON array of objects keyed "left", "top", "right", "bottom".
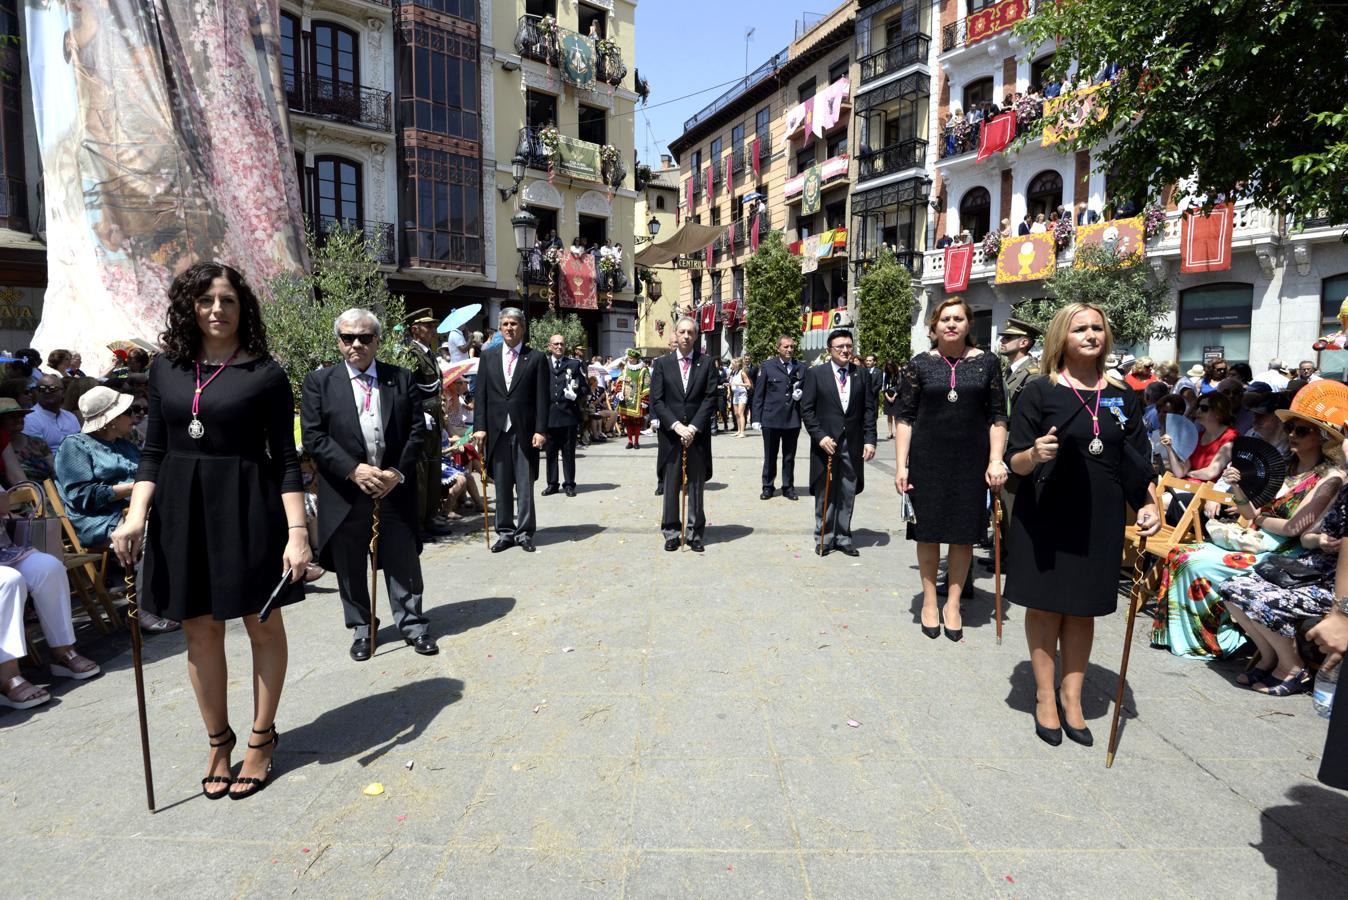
[
  {"left": 633, "top": 223, "right": 724, "bottom": 267},
  {"left": 24, "top": 0, "right": 307, "bottom": 368},
  {"left": 559, "top": 249, "right": 598, "bottom": 310}
]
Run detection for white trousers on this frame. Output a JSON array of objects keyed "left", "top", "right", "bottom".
[{"left": 0, "top": 552, "right": 74, "bottom": 663}]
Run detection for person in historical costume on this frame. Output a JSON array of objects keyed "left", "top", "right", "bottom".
[{"left": 617, "top": 349, "right": 650, "bottom": 449}]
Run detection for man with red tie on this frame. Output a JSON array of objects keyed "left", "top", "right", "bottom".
[{"left": 650, "top": 317, "right": 716, "bottom": 552}]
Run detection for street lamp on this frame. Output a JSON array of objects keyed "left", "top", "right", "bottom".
[
  {"left": 635, "top": 213, "right": 663, "bottom": 245},
  {"left": 512, "top": 206, "right": 539, "bottom": 307},
  {"left": 498, "top": 130, "right": 532, "bottom": 202}
]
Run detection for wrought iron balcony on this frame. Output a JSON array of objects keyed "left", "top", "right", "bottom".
[
  {"left": 857, "top": 139, "right": 926, "bottom": 180},
  {"left": 941, "top": 21, "right": 962, "bottom": 52},
  {"left": 514, "top": 15, "right": 627, "bottom": 88},
  {"left": 518, "top": 127, "right": 624, "bottom": 187},
  {"left": 315, "top": 216, "right": 396, "bottom": 266},
  {"left": 731, "top": 145, "right": 745, "bottom": 175},
  {"left": 691, "top": 168, "right": 704, "bottom": 197},
  {"left": 858, "top": 33, "right": 930, "bottom": 83},
  {"left": 288, "top": 75, "right": 392, "bottom": 132},
  {"left": 0, "top": 176, "right": 29, "bottom": 231}
]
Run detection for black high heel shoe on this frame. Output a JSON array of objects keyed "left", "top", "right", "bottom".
[
  {"left": 1056, "top": 692, "right": 1094, "bottom": 746},
  {"left": 230, "top": 725, "right": 279, "bottom": 800},
  {"left": 1033, "top": 714, "right": 1062, "bottom": 746},
  {"left": 921, "top": 624, "right": 941, "bottom": 640},
  {"left": 942, "top": 626, "right": 964, "bottom": 642},
  {"left": 202, "top": 726, "right": 236, "bottom": 800}
]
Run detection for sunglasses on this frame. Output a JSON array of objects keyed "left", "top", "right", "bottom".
[
  {"left": 1196, "top": 404, "right": 1212, "bottom": 412},
  {"left": 130, "top": 405, "right": 148, "bottom": 415},
  {"left": 339, "top": 333, "right": 376, "bottom": 345},
  {"left": 1283, "top": 422, "right": 1318, "bottom": 438},
  {"left": 35, "top": 385, "right": 61, "bottom": 394}
]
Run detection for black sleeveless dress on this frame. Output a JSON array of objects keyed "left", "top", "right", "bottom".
[
  {"left": 899, "top": 350, "right": 1008, "bottom": 544},
  {"left": 136, "top": 356, "right": 303, "bottom": 621}
]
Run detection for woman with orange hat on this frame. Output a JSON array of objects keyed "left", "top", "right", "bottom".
[{"left": 1152, "top": 383, "right": 1348, "bottom": 660}]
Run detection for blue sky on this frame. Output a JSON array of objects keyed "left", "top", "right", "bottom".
[{"left": 632, "top": 1, "right": 819, "bottom": 164}]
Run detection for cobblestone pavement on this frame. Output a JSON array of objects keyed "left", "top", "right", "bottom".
[{"left": 3, "top": 431, "right": 1345, "bottom": 898}]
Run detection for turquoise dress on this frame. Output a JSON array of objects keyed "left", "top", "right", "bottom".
[{"left": 53, "top": 432, "right": 140, "bottom": 548}]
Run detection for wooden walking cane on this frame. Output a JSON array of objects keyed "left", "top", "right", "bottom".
[
  {"left": 818, "top": 453, "right": 833, "bottom": 556},
  {"left": 1106, "top": 531, "right": 1150, "bottom": 768},
  {"left": 993, "top": 494, "right": 1003, "bottom": 645},
  {"left": 368, "top": 498, "right": 381, "bottom": 656},
  {"left": 679, "top": 445, "right": 688, "bottom": 549},
  {"left": 124, "top": 564, "right": 156, "bottom": 812},
  {"left": 478, "top": 437, "right": 491, "bottom": 550}
]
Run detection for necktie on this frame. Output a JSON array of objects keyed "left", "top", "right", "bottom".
[
  {"left": 355, "top": 372, "right": 374, "bottom": 412},
  {"left": 838, "top": 367, "right": 847, "bottom": 390},
  {"left": 508, "top": 347, "right": 518, "bottom": 378},
  {"left": 680, "top": 356, "right": 690, "bottom": 378}
]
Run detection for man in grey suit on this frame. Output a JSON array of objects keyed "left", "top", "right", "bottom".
[{"left": 751, "top": 334, "right": 803, "bottom": 500}]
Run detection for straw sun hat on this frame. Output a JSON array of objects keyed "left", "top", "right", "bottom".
[{"left": 78, "top": 386, "right": 134, "bottom": 434}]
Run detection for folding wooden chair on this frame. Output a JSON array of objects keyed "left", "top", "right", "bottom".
[{"left": 41, "top": 479, "right": 121, "bottom": 632}]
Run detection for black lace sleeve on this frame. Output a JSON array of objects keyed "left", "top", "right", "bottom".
[
  {"left": 898, "top": 357, "right": 922, "bottom": 424},
  {"left": 985, "top": 356, "right": 1010, "bottom": 426}
]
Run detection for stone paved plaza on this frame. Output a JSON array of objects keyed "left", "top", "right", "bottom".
[{"left": 3, "top": 433, "right": 1345, "bottom": 898}]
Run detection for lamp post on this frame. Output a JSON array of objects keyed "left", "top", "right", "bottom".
[
  {"left": 498, "top": 132, "right": 531, "bottom": 202},
  {"left": 634, "top": 214, "right": 662, "bottom": 245},
  {"left": 512, "top": 206, "right": 540, "bottom": 310}
]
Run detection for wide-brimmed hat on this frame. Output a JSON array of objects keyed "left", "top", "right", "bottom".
[
  {"left": 0, "top": 397, "right": 32, "bottom": 418},
  {"left": 1185, "top": 364, "right": 1206, "bottom": 378},
  {"left": 78, "top": 386, "right": 134, "bottom": 433},
  {"left": 1275, "top": 380, "right": 1348, "bottom": 445}
]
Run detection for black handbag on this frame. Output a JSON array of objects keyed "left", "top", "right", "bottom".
[{"left": 1254, "top": 555, "right": 1323, "bottom": 589}]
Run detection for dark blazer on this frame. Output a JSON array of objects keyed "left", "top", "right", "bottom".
[
  {"left": 301, "top": 362, "right": 423, "bottom": 566},
  {"left": 750, "top": 355, "right": 803, "bottom": 430},
  {"left": 800, "top": 362, "right": 878, "bottom": 496},
  {"left": 475, "top": 341, "right": 550, "bottom": 476},
  {"left": 546, "top": 355, "right": 587, "bottom": 428},
  {"left": 650, "top": 351, "right": 716, "bottom": 480}
]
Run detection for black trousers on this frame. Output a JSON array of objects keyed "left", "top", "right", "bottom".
[
  {"left": 546, "top": 424, "right": 577, "bottom": 489},
  {"left": 329, "top": 496, "right": 426, "bottom": 640},
  {"left": 761, "top": 426, "right": 799, "bottom": 489}
]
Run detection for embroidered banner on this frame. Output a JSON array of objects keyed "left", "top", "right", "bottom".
[
  {"left": 559, "top": 250, "right": 598, "bottom": 309},
  {"left": 559, "top": 31, "right": 596, "bottom": 90},
  {"left": 995, "top": 233, "right": 1057, "bottom": 284},
  {"left": 1042, "top": 82, "right": 1107, "bottom": 147},
  {"left": 966, "top": 0, "right": 1029, "bottom": 46},
  {"left": 801, "top": 165, "right": 822, "bottom": 216},
  {"left": 1180, "top": 203, "right": 1235, "bottom": 274},
  {"left": 556, "top": 135, "right": 601, "bottom": 182},
  {"left": 699, "top": 302, "right": 718, "bottom": 333},
  {"left": 944, "top": 244, "right": 973, "bottom": 292},
  {"left": 1075, "top": 216, "right": 1145, "bottom": 266}
]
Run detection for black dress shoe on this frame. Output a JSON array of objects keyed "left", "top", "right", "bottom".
[
  {"left": 491, "top": 536, "right": 515, "bottom": 553},
  {"left": 688, "top": 538, "right": 705, "bottom": 552},
  {"left": 423, "top": 520, "right": 454, "bottom": 536},
  {"left": 783, "top": 487, "right": 799, "bottom": 501},
  {"left": 655, "top": 485, "right": 664, "bottom": 496},
  {"left": 517, "top": 535, "right": 536, "bottom": 552},
  {"left": 664, "top": 537, "right": 680, "bottom": 551},
  {"left": 816, "top": 545, "right": 830, "bottom": 557},
  {"left": 760, "top": 487, "right": 774, "bottom": 500},
  {"left": 920, "top": 625, "right": 941, "bottom": 640},
  {"left": 407, "top": 634, "right": 439, "bottom": 655},
  {"left": 350, "top": 637, "right": 372, "bottom": 661},
  {"left": 943, "top": 626, "right": 964, "bottom": 642},
  {"left": 564, "top": 486, "right": 576, "bottom": 497},
  {"left": 541, "top": 485, "right": 560, "bottom": 496},
  {"left": 1057, "top": 693, "right": 1094, "bottom": 746},
  {"left": 836, "top": 545, "right": 859, "bottom": 557}
]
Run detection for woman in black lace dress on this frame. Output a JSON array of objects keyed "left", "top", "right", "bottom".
[{"left": 895, "top": 297, "right": 1008, "bottom": 642}]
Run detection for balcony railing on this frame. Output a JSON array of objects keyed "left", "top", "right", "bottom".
[
  {"left": 854, "top": 251, "right": 922, "bottom": 284},
  {"left": 731, "top": 145, "right": 745, "bottom": 175},
  {"left": 519, "top": 127, "right": 624, "bottom": 187},
  {"left": 784, "top": 154, "right": 851, "bottom": 201},
  {"left": 288, "top": 75, "right": 392, "bottom": 132},
  {"left": 514, "top": 15, "right": 626, "bottom": 88},
  {"left": 0, "top": 176, "right": 29, "bottom": 231},
  {"left": 684, "top": 48, "right": 790, "bottom": 133},
  {"left": 943, "top": 0, "right": 1034, "bottom": 53},
  {"left": 858, "top": 33, "right": 930, "bottom": 83},
  {"left": 315, "top": 216, "right": 396, "bottom": 266},
  {"left": 857, "top": 139, "right": 926, "bottom": 180},
  {"left": 941, "top": 21, "right": 963, "bottom": 52}
]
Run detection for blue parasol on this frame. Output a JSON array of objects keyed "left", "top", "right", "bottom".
[{"left": 438, "top": 303, "right": 483, "bottom": 334}]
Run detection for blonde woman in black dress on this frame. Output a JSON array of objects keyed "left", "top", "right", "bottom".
[
  {"left": 895, "top": 297, "right": 1009, "bottom": 642},
  {"left": 111, "top": 263, "right": 310, "bottom": 799}
]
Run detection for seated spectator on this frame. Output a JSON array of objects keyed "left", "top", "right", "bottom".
[
  {"left": 1217, "top": 377, "right": 1253, "bottom": 432},
  {"left": 1241, "top": 387, "right": 1290, "bottom": 454},
  {"left": 62, "top": 376, "right": 100, "bottom": 421},
  {"left": 588, "top": 374, "right": 616, "bottom": 442},
  {"left": 1219, "top": 482, "right": 1348, "bottom": 696},
  {"left": 0, "top": 398, "right": 32, "bottom": 487},
  {"left": 67, "top": 353, "right": 87, "bottom": 378},
  {"left": 46, "top": 349, "right": 72, "bottom": 378},
  {"left": 0, "top": 379, "right": 51, "bottom": 483},
  {"left": 126, "top": 348, "right": 150, "bottom": 374},
  {"left": 1159, "top": 392, "right": 1238, "bottom": 481},
  {"left": 1153, "top": 395, "right": 1344, "bottom": 660},
  {"left": 53, "top": 387, "right": 181, "bottom": 633},
  {"left": 1142, "top": 384, "right": 1177, "bottom": 460},
  {"left": 24, "top": 374, "right": 80, "bottom": 452}
]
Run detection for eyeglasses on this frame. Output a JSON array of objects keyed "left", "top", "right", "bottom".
[
  {"left": 35, "top": 385, "right": 61, "bottom": 394},
  {"left": 338, "top": 333, "right": 376, "bottom": 345},
  {"left": 130, "top": 405, "right": 148, "bottom": 415},
  {"left": 1284, "top": 422, "right": 1318, "bottom": 438},
  {"left": 1196, "top": 404, "right": 1212, "bottom": 412},
  {"left": 1213, "top": 368, "right": 1228, "bottom": 376}
]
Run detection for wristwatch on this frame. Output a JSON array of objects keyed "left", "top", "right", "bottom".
[{"left": 1336, "top": 595, "right": 1348, "bottom": 616}]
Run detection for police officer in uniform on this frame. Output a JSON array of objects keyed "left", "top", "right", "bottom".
[
  {"left": 405, "top": 310, "right": 453, "bottom": 538},
  {"left": 751, "top": 334, "right": 803, "bottom": 500}
]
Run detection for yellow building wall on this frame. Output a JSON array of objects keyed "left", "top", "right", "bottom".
[{"left": 634, "top": 171, "right": 681, "bottom": 354}]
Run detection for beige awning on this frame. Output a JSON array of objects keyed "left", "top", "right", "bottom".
[{"left": 634, "top": 222, "right": 724, "bottom": 267}]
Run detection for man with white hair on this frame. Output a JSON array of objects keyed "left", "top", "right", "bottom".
[
  {"left": 302, "top": 308, "right": 437, "bottom": 660},
  {"left": 650, "top": 316, "right": 716, "bottom": 551},
  {"left": 1254, "top": 358, "right": 1290, "bottom": 391}
]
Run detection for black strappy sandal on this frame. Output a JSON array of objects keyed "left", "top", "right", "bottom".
[
  {"left": 230, "top": 725, "right": 279, "bottom": 800},
  {"left": 202, "top": 726, "right": 236, "bottom": 800}
]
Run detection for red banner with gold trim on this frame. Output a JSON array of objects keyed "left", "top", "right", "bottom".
[
  {"left": 966, "top": 0, "right": 1029, "bottom": 46},
  {"left": 995, "top": 233, "right": 1057, "bottom": 284}
]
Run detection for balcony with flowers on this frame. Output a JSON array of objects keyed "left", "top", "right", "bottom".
[
  {"left": 514, "top": 14, "right": 627, "bottom": 90},
  {"left": 518, "top": 126, "right": 626, "bottom": 190}
]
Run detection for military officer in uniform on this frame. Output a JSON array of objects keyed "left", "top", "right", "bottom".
[
  {"left": 751, "top": 334, "right": 804, "bottom": 500},
  {"left": 998, "top": 317, "right": 1042, "bottom": 409},
  {"left": 406, "top": 310, "right": 453, "bottom": 538}
]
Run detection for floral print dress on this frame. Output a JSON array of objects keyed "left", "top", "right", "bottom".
[{"left": 1152, "top": 461, "right": 1341, "bottom": 659}]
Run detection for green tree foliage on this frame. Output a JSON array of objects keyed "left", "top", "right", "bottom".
[
  {"left": 855, "top": 251, "right": 915, "bottom": 366},
  {"left": 265, "top": 226, "right": 413, "bottom": 405},
  {"left": 1016, "top": 1, "right": 1348, "bottom": 223},
  {"left": 530, "top": 311, "right": 589, "bottom": 357},
  {"left": 1013, "top": 244, "right": 1174, "bottom": 351},
  {"left": 743, "top": 231, "right": 803, "bottom": 361}
]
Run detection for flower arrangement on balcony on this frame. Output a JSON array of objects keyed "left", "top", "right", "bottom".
[
  {"left": 594, "top": 36, "right": 619, "bottom": 58},
  {"left": 1053, "top": 216, "right": 1075, "bottom": 251},
  {"left": 982, "top": 229, "right": 1002, "bottom": 259},
  {"left": 1142, "top": 202, "right": 1167, "bottom": 240},
  {"left": 634, "top": 162, "right": 652, "bottom": 191},
  {"left": 600, "top": 144, "right": 625, "bottom": 196},
  {"left": 1014, "top": 94, "right": 1043, "bottom": 129},
  {"left": 952, "top": 116, "right": 971, "bottom": 148},
  {"left": 537, "top": 14, "right": 558, "bottom": 44},
  {"left": 543, "top": 245, "right": 564, "bottom": 269}
]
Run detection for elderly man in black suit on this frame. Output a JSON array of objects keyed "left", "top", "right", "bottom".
[
  {"left": 472, "top": 307, "right": 549, "bottom": 552},
  {"left": 301, "top": 307, "right": 437, "bottom": 661},
  {"left": 751, "top": 334, "right": 803, "bottom": 500},
  {"left": 543, "top": 333, "right": 586, "bottom": 498},
  {"left": 651, "top": 316, "right": 716, "bottom": 552},
  {"left": 800, "top": 329, "right": 877, "bottom": 557}
]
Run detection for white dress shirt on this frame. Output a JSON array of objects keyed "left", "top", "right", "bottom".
[{"left": 831, "top": 362, "right": 851, "bottom": 413}]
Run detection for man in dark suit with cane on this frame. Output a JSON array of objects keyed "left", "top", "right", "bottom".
[
  {"left": 751, "top": 334, "right": 803, "bottom": 500},
  {"left": 801, "top": 329, "right": 877, "bottom": 556},
  {"left": 651, "top": 316, "right": 716, "bottom": 551},
  {"left": 472, "top": 307, "right": 549, "bottom": 552},
  {"left": 542, "top": 333, "right": 586, "bottom": 497},
  {"left": 301, "top": 307, "right": 437, "bottom": 661}
]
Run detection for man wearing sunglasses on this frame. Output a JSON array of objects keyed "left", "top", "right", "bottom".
[
  {"left": 22, "top": 374, "right": 80, "bottom": 451},
  {"left": 301, "top": 308, "right": 438, "bottom": 661}
]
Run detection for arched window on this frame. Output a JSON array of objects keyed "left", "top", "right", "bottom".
[
  {"left": 959, "top": 187, "right": 991, "bottom": 242},
  {"left": 961, "top": 77, "right": 993, "bottom": 114},
  {"left": 1026, "top": 170, "right": 1063, "bottom": 220},
  {"left": 314, "top": 155, "right": 363, "bottom": 225},
  {"left": 312, "top": 22, "right": 358, "bottom": 87}
]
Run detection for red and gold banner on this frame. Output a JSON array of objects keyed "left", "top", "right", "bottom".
[
  {"left": 1042, "top": 82, "right": 1107, "bottom": 147},
  {"left": 559, "top": 251, "right": 598, "bottom": 309},
  {"left": 943, "top": 244, "right": 973, "bottom": 292},
  {"left": 976, "top": 111, "right": 1016, "bottom": 163},
  {"left": 966, "top": 0, "right": 1029, "bottom": 46},
  {"left": 1180, "top": 203, "right": 1235, "bottom": 274},
  {"left": 995, "top": 233, "right": 1057, "bottom": 284},
  {"left": 1075, "top": 216, "right": 1145, "bottom": 266},
  {"left": 699, "top": 302, "right": 718, "bottom": 333}
]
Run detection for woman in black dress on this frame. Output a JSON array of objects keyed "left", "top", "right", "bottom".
[
  {"left": 881, "top": 361, "right": 902, "bottom": 440},
  {"left": 111, "top": 262, "right": 310, "bottom": 799},
  {"left": 895, "top": 297, "right": 1009, "bottom": 642},
  {"left": 1005, "top": 303, "right": 1160, "bottom": 746}
]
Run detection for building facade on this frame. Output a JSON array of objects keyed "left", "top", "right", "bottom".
[{"left": 633, "top": 157, "right": 679, "bottom": 355}]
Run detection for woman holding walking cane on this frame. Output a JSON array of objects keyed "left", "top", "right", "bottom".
[
  {"left": 111, "top": 262, "right": 310, "bottom": 800},
  {"left": 1003, "top": 303, "right": 1159, "bottom": 747}
]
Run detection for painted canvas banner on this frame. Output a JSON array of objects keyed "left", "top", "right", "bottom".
[
  {"left": 943, "top": 244, "right": 973, "bottom": 292},
  {"left": 995, "top": 233, "right": 1057, "bottom": 284},
  {"left": 559, "top": 32, "right": 595, "bottom": 90},
  {"left": 1042, "top": 82, "right": 1107, "bottom": 147},
  {"left": 559, "top": 249, "right": 598, "bottom": 309},
  {"left": 556, "top": 135, "right": 602, "bottom": 182},
  {"left": 801, "top": 165, "right": 822, "bottom": 216},
  {"left": 1180, "top": 203, "right": 1235, "bottom": 274},
  {"left": 24, "top": 0, "right": 307, "bottom": 364},
  {"left": 1075, "top": 216, "right": 1145, "bottom": 266}
]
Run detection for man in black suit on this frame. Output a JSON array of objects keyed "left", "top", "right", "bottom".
[
  {"left": 472, "top": 307, "right": 549, "bottom": 552},
  {"left": 543, "top": 333, "right": 585, "bottom": 497},
  {"left": 800, "top": 329, "right": 877, "bottom": 557},
  {"left": 650, "top": 316, "right": 716, "bottom": 552},
  {"left": 751, "top": 334, "right": 803, "bottom": 500},
  {"left": 405, "top": 310, "right": 453, "bottom": 539},
  {"left": 301, "top": 308, "right": 437, "bottom": 661}
]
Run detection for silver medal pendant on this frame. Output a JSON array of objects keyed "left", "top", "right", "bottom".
[
  {"left": 1089, "top": 437, "right": 1104, "bottom": 456},
  {"left": 188, "top": 417, "right": 205, "bottom": 439},
  {"left": 947, "top": 389, "right": 959, "bottom": 402}
]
